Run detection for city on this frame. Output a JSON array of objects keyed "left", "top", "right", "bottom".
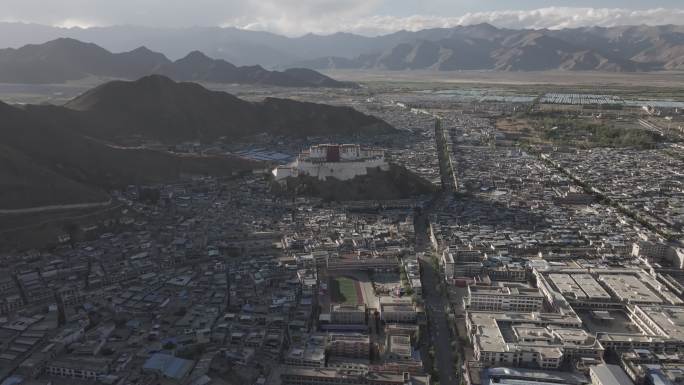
[{"left": 1, "top": 3, "right": 684, "bottom": 385}]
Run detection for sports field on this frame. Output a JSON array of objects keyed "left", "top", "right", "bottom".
[{"left": 330, "top": 276, "right": 363, "bottom": 305}]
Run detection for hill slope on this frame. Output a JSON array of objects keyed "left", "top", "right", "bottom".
[
  {"left": 0, "top": 76, "right": 394, "bottom": 209},
  {"left": 64, "top": 75, "right": 393, "bottom": 143},
  {"left": 0, "top": 100, "right": 257, "bottom": 209},
  {"left": 273, "top": 164, "right": 437, "bottom": 202}
]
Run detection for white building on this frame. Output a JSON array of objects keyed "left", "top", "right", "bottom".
[
  {"left": 272, "top": 144, "right": 388, "bottom": 182},
  {"left": 465, "top": 284, "right": 544, "bottom": 312},
  {"left": 467, "top": 311, "right": 602, "bottom": 369}
]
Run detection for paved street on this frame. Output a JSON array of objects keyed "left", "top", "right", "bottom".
[
  {"left": 419, "top": 252, "right": 458, "bottom": 385},
  {"left": 416, "top": 205, "right": 459, "bottom": 385},
  {"left": 412, "top": 116, "right": 461, "bottom": 384}
]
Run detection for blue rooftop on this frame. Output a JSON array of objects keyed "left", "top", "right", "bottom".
[{"left": 143, "top": 353, "right": 194, "bottom": 381}]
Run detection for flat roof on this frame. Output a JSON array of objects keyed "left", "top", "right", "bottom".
[
  {"left": 548, "top": 273, "right": 587, "bottom": 300},
  {"left": 599, "top": 275, "right": 662, "bottom": 304},
  {"left": 636, "top": 305, "right": 684, "bottom": 341},
  {"left": 589, "top": 364, "right": 634, "bottom": 385},
  {"left": 571, "top": 274, "right": 611, "bottom": 300}
]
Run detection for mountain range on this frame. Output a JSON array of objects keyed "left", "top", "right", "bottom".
[
  {"left": 0, "top": 38, "right": 354, "bottom": 86},
  {"left": 0, "top": 75, "right": 394, "bottom": 210},
  {"left": 1, "top": 22, "right": 684, "bottom": 71},
  {"left": 292, "top": 24, "right": 681, "bottom": 72}
]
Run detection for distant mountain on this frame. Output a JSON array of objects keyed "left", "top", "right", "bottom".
[
  {"left": 0, "top": 23, "right": 399, "bottom": 66},
  {"left": 0, "top": 75, "right": 392, "bottom": 209},
  {"left": 293, "top": 24, "right": 684, "bottom": 72},
  {"left": 293, "top": 28, "right": 648, "bottom": 72},
  {"left": 545, "top": 25, "right": 684, "bottom": 70},
  {"left": 0, "top": 38, "right": 355, "bottom": 87},
  {"left": 2, "top": 23, "right": 683, "bottom": 72}
]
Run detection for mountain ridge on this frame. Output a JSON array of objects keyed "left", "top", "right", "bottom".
[
  {"left": 63, "top": 74, "right": 392, "bottom": 143},
  {"left": 0, "top": 38, "right": 355, "bottom": 87}
]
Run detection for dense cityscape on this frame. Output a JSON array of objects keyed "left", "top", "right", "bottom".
[
  {"left": 2, "top": 81, "right": 684, "bottom": 385},
  {"left": 2, "top": 4, "right": 684, "bottom": 385}
]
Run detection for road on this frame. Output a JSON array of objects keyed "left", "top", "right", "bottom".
[
  {"left": 419, "top": 252, "right": 458, "bottom": 384},
  {"left": 415, "top": 207, "right": 459, "bottom": 385},
  {"left": 412, "top": 116, "right": 461, "bottom": 384},
  {"left": 0, "top": 198, "right": 113, "bottom": 215}
]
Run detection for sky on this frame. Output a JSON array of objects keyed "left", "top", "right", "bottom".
[{"left": 1, "top": 0, "right": 683, "bottom": 36}]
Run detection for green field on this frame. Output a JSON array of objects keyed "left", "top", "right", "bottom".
[{"left": 330, "top": 276, "right": 359, "bottom": 305}]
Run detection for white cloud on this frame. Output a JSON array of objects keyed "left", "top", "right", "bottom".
[
  {"left": 0, "top": 0, "right": 382, "bottom": 33},
  {"left": 451, "top": 7, "right": 684, "bottom": 31},
  {"left": 227, "top": 7, "right": 684, "bottom": 35},
  {"left": 223, "top": 0, "right": 384, "bottom": 36},
  {"left": 0, "top": 1, "right": 682, "bottom": 36},
  {"left": 54, "top": 19, "right": 100, "bottom": 29}
]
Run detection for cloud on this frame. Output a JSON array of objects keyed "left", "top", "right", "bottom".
[
  {"left": 0, "top": 1, "right": 682, "bottom": 36},
  {"left": 0, "top": 0, "right": 382, "bottom": 33},
  {"left": 223, "top": 0, "right": 384, "bottom": 36},
  {"left": 285, "top": 7, "right": 684, "bottom": 36}
]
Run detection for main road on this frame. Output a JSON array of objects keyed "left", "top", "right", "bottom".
[
  {"left": 414, "top": 116, "right": 461, "bottom": 384},
  {"left": 416, "top": 207, "right": 459, "bottom": 385}
]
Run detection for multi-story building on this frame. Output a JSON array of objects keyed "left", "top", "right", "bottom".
[
  {"left": 284, "top": 335, "right": 327, "bottom": 368},
  {"left": 386, "top": 335, "right": 413, "bottom": 362},
  {"left": 280, "top": 367, "right": 431, "bottom": 385},
  {"left": 0, "top": 294, "right": 24, "bottom": 315},
  {"left": 627, "top": 305, "right": 684, "bottom": 352},
  {"left": 44, "top": 357, "right": 111, "bottom": 380},
  {"left": 620, "top": 349, "right": 684, "bottom": 385},
  {"left": 441, "top": 248, "right": 485, "bottom": 280},
  {"left": 467, "top": 311, "right": 602, "bottom": 369},
  {"left": 440, "top": 250, "right": 455, "bottom": 279},
  {"left": 329, "top": 334, "right": 370, "bottom": 359},
  {"left": 331, "top": 304, "right": 367, "bottom": 325},
  {"left": 465, "top": 284, "right": 544, "bottom": 312},
  {"left": 380, "top": 297, "right": 418, "bottom": 324}
]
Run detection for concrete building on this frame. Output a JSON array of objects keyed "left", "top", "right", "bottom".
[
  {"left": 329, "top": 334, "right": 370, "bottom": 359},
  {"left": 284, "top": 335, "right": 327, "bottom": 368},
  {"left": 467, "top": 311, "right": 602, "bottom": 369},
  {"left": 465, "top": 284, "right": 544, "bottom": 312},
  {"left": 629, "top": 305, "right": 684, "bottom": 349},
  {"left": 280, "top": 367, "right": 431, "bottom": 385},
  {"left": 44, "top": 357, "right": 110, "bottom": 380},
  {"left": 599, "top": 274, "right": 663, "bottom": 305},
  {"left": 589, "top": 364, "right": 634, "bottom": 385},
  {"left": 387, "top": 335, "right": 413, "bottom": 362},
  {"left": 331, "top": 305, "right": 367, "bottom": 325},
  {"left": 380, "top": 297, "right": 418, "bottom": 324},
  {"left": 142, "top": 353, "right": 194, "bottom": 382}
]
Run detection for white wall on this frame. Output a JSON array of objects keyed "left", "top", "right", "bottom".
[{"left": 273, "top": 159, "right": 389, "bottom": 182}]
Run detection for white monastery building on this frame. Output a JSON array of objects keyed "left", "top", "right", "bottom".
[{"left": 272, "top": 144, "right": 388, "bottom": 182}]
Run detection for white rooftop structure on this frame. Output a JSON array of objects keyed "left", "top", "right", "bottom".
[{"left": 272, "top": 144, "right": 388, "bottom": 182}]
